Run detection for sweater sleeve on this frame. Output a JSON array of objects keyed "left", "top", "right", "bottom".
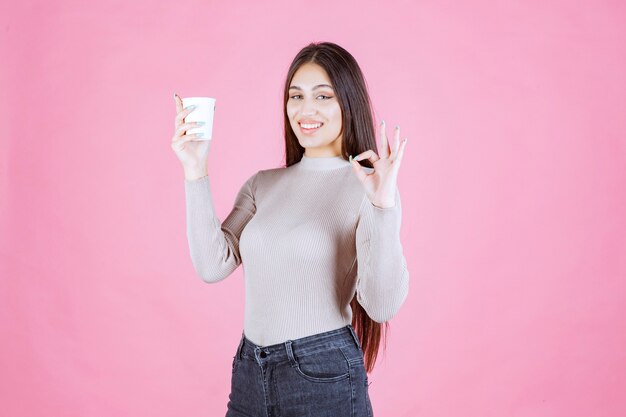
[
  {"left": 184, "top": 172, "right": 258, "bottom": 283},
  {"left": 355, "top": 186, "right": 409, "bottom": 322}
]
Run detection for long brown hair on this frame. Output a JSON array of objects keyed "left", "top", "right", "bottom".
[{"left": 281, "top": 41, "right": 390, "bottom": 373}]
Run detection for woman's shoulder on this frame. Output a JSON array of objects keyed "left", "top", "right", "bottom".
[
  {"left": 245, "top": 165, "right": 292, "bottom": 192},
  {"left": 256, "top": 165, "right": 291, "bottom": 180}
]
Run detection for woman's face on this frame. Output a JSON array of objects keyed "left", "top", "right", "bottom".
[{"left": 286, "top": 62, "right": 343, "bottom": 157}]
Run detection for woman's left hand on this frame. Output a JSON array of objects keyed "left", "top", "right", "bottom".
[{"left": 349, "top": 121, "right": 407, "bottom": 209}]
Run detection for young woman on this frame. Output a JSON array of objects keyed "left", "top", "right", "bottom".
[{"left": 171, "top": 41, "right": 409, "bottom": 417}]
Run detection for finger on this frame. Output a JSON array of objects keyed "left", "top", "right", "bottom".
[
  {"left": 394, "top": 125, "right": 401, "bottom": 155},
  {"left": 174, "top": 94, "right": 184, "bottom": 129},
  {"left": 393, "top": 138, "right": 407, "bottom": 168},
  {"left": 171, "top": 131, "right": 204, "bottom": 144},
  {"left": 176, "top": 122, "right": 204, "bottom": 135},
  {"left": 175, "top": 106, "right": 197, "bottom": 128},
  {"left": 349, "top": 155, "right": 372, "bottom": 183},
  {"left": 174, "top": 93, "right": 183, "bottom": 113},
  {"left": 173, "top": 121, "right": 204, "bottom": 139},
  {"left": 390, "top": 125, "right": 401, "bottom": 160},
  {"left": 379, "top": 120, "right": 389, "bottom": 159},
  {"left": 353, "top": 149, "right": 380, "bottom": 165}
]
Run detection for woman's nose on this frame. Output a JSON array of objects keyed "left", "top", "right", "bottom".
[{"left": 301, "top": 96, "right": 319, "bottom": 113}]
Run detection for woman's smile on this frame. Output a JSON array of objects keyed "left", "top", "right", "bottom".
[{"left": 299, "top": 121, "right": 324, "bottom": 134}]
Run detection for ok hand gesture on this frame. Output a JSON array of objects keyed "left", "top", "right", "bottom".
[{"left": 349, "top": 121, "right": 407, "bottom": 209}]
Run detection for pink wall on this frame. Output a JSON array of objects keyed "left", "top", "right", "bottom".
[{"left": 1, "top": 1, "right": 625, "bottom": 416}]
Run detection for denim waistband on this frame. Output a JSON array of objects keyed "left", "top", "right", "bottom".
[{"left": 235, "top": 324, "right": 362, "bottom": 366}]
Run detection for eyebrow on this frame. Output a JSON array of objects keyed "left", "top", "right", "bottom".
[{"left": 289, "top": 84, "right": 334, "bottom": 90}]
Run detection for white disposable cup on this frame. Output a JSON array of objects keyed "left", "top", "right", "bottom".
[{"left": 181, "top": 97, "right": 216, "bottom": 140}]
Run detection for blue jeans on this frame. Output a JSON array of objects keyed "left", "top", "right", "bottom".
[{"left": 226, "top": 324, "right": 374, "bottom": 417}]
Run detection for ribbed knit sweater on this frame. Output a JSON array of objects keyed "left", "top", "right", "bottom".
[{"left": 184, "top": 154, "right": 409, "bottom": 346}]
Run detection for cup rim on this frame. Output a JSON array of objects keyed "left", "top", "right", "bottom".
[{"left": 181, "top": 97, "right": 216, "bottom": 101}]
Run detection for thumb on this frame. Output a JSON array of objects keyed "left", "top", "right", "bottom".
[{"left": 349, "top": 155, "right": 369, "bottom": 184}]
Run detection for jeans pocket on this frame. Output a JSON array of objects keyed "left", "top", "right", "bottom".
[{"left": 293, "top": 346, "right": 351, "bottom": 383}]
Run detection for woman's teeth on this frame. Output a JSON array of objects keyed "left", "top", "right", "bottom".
[{"left": 301, "top": 123, "right": 322, "bottom": 129}]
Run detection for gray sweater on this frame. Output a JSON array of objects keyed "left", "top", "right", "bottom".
[{"left": 184, "top": 154, "right": 409, "bottom": 346}]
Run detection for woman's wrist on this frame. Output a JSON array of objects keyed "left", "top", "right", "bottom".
[{"left": 184, "top": 165, "right": 208, "bottom": 180}]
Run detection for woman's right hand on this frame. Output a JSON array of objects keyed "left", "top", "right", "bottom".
[{"left": 171, "top": 93, "right": 211, "bottom": 172}]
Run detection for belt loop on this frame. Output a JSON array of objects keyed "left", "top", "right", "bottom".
[
  {"left": 236, "top": 331, "right": 245, "bottom": 359},
  {"left": 347, "top": 324, "right": 362, "bottom": 350},
  {"left": 284, "top": 340, "right": 297, "bottom": 367}
]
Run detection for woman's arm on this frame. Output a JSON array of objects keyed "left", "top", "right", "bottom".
[
  {"left": 355, "top": 185, "right": 410, "bottom": 322},
  {"left": 184, "top": 171, "right": 258, "bottom": 282}
]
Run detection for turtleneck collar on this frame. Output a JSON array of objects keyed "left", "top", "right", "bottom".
[{"left": 297, "top": 154, "right": 352, "bottom": 171}]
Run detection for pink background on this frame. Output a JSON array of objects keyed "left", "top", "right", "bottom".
[{"left": 1, "top": 1, "right": 625, "bottom": 416}]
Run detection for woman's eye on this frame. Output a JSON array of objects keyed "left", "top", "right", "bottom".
[{"left": 289, "top": 95, "right": 333, "bottom": 100}]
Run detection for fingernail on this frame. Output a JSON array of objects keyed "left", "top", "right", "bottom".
[
  {"left": 381, "top": 120, "right": 385, "bottom": 125},
  {"left": 196, "top": 121, "right": 205, "bottom": 125},
  {"left": 396, "top": 125, "right": 400, "bottom": 130},
  {"left": 349, "top": 155, "right": 353, "bottom": 162},
  {"left": 354, "top": 155, "right": 359, "bottom": 161}
]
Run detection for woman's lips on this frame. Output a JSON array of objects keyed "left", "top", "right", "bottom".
[{"left": 299, "top": 122, "right": 323, "bottom": 134}]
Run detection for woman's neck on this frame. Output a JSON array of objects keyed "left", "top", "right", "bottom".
[{"left": 297, "top": 154, "right": 352, "bottom": 170}]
